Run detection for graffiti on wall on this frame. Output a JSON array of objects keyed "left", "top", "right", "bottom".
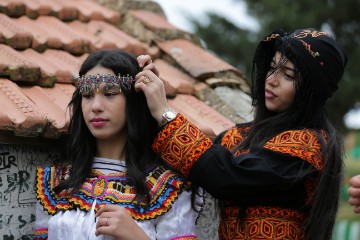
[{"left": 0, "top": 145, "right": 60, "bottom": 240}]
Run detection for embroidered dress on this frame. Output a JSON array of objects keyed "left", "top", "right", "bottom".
[
  {"left": 152, "top": 114, "right": 325, "bottom": 240},
  {"left": 34, "top": 157, "right": 200, "bottom": 240}
]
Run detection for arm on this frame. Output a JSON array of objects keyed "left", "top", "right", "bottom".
[
  {"left": 153, "top": 115, "right": 319, "bottom": 204},
  {"left": 134, "top": 56, "right": 319, "bottom": 205},
  {"left": 348, "top": 174, "right": 360, "bottom": 213},
  {"left": 33, "top": 201, "right": 50, "bottom": 240}
]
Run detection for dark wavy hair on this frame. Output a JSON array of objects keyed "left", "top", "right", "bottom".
[
  {"left": 54, "top": 49, "right": 160, "bottom": 207},
  {"left": 237, "top": 30, "right": 345, "bottom": 239}
]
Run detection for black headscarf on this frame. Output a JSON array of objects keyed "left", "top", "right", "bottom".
[{"left": 254, "top": 28, "right": 348, "bottom": 104}]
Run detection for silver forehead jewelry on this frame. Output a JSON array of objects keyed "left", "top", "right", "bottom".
[{"left": 77, "top": 73, "right": 133, "bottom": 94}]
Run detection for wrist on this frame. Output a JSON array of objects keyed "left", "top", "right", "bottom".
[{"left": 159, "top": 108, "right": 177, "bottom": 127}]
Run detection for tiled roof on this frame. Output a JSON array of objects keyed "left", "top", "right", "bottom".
[{"left": 0, "top": 0, "right": 251, "bottom": 139}]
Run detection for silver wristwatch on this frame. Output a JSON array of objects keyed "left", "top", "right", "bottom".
[{"left": 159, "top": 108, "right": 177, "bottom": 127}]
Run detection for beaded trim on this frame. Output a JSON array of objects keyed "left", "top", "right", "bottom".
[{"left": 77, "top": 73, "right": 133, "bottom": 94}]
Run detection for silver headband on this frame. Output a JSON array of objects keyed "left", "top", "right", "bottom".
[{"left": 77, "top": 73, "right": 133, "bottom": 94}]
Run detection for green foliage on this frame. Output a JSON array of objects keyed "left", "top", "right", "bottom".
[{"left": 190, "top": 0, "right": 360, "bottom": 129}]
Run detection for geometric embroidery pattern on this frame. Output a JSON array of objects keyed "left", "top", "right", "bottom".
[
  {"left": 219, "top": 206, "right": 305, "bottom": 240},
  {"left": 152, "top": 114, "right": 213, "bottom": 176},
  {"left": 221, "top": 125, "right": 250, "bottom": 155},
  {"left": 263, "top": 129, "right": 324, "bottom": 170},
  {"left": 217, "top": 127, "right": 324, "bottom": 239},
  {"left": 36, "top": 165, "right": 190, "bottom": 221}
]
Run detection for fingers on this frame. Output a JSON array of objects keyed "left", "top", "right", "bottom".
[
  {"left": 95, "top": 205, "right": 127, "bottom": 236},
  {"left": 348, "top": 186, "right": 360, "bottom": 198},
  {"left": 96, "top": 204, "right": 124, "bottom": 217},
  {"left": 134, "top": 70, "right": 163, "bottom": 93},
  {"left": 137, "top": 55, "right": 152, "bottom": 68},
  {"left": 349, "top": 175, "right": 360, "bottom": 187},
  {"left": 354, "top": 205, "right": 360, "bottom": 214},
  {"left": 137, "top": 55, "right": 159, "bottom": 77}
]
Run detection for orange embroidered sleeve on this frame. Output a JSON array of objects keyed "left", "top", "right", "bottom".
[{"left": 152, "top": 114, "right": 213, "bottom": 176}]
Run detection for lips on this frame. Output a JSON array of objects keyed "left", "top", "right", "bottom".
[
  {"left": 90, "top": 118, "right": 108, "bottom": 127},
  {"left": 265, "top": 89, "right": 277, "bottom": 98}
]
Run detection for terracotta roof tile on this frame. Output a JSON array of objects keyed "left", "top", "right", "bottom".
[
  {"left": 20, "top": 83, "right": 75, "bottom": 137},
  {"left": 157, "top": 39, "right": 243, "bottom": 80},
  {"left": 0, "top": 0, "right": 120, "bottom": 23},
  {"left": 21, "top": 49, "right": 83, "bottom": 86},
  {"left": 68, "top": 20, "right": 148, "bottom": 55},
  {"left": 129, "top": 9, "right": 177, "bottom": 30},
  {"left": 0, "top": 44, "right": 40, "bottom": 83},
  {"left": 0, "top": 14, "right": 32, "bottom": 49},
  {"left": 0, "top": 78, "right": 46, "bottom": 136},
  {"left": 169, "top": 94, "right": 235, "bottom": 136},
  {"left": 155, "top": 59, "right": 197, "bottom": 96},
  {"left": 0, "top": 0, "right": 250, "bottom": 139},
  {"left": 63, "top": 0, "right": 120, "bottom": 24}
]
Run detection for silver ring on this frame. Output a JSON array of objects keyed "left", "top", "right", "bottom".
[{"left": 106, "top": 217, "right": 109, "bottom": 226}]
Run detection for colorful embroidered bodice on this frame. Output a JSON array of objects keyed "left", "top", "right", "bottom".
[{"left": 36, "top": 161, "right": 191, "bottom": 220}]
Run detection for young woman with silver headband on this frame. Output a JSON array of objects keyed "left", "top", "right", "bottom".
[{"left": 34, "top": 49, "right": 201, "bottom": 240}]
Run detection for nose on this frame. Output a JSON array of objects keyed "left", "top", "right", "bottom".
[
  {"left": 91, "top": 94, "right": 104, "bottom": 113},
  {"left": 266, "top": 71, "right": 279, "bottom": 86}
]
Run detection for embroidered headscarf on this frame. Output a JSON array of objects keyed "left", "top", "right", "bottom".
[{"left": 253, "top": 28, "right": 348, "bottom": 104}]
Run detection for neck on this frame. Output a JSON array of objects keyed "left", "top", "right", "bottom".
[{"left": 96, "top": 137, "right": 126, "bottom": 160}]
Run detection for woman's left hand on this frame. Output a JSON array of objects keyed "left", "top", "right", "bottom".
[{"left": 95, "top": 205, "right": 150, "bottom": 240}]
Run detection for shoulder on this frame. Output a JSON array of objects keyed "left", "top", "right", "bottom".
[
  {"left": 35, "top": 165, "right": 71, "bottom": 215},
  {"left": 120, "top": 165, "right": 193, "bottom": 220},
  {"left": 263, "top": 129, "right": 326, "bottom": 170},
  {"left": 219, "top": 122, "right": 252, "bottom": 150},
  {"left": 146, "top": 165, "right": 191, "bottom": 194},
  {"left": 37, "top": 165, "right": 70, "bottom": 188}
]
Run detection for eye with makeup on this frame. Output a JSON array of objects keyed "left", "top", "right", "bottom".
[
  {"left": 82, "top": 92, "right": 94, "bottom": 99},
  {"left": 104, "top": 91, "right": 119, "bottom": 98},
  {"left": 104, "top": 86, "right": 121, "bottom": 98},
  {"left": 284, "top": 70, "right": 295, "bottom": 80}
]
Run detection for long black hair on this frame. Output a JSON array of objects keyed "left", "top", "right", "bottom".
[
  {"left": 237, "top": 29, "right": 346, "bottom": 239},
  {"left": 54, "top": 49, "right": 160, "bottom": 207}
]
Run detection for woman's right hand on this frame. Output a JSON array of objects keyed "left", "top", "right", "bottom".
[{"left": 95, "top": 205, "right": 150, "bottom": 240}]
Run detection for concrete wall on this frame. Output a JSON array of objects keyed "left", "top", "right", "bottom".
[{"left": 0, "top": 144, "right": 59, "bottom": 240}]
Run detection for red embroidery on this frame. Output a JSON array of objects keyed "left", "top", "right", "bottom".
[
  {"left": 263, "top": 129, "right": 324, "bottom": 170},
  {"left": 219, "top": 206, "right": 305, "bottom": 240}
]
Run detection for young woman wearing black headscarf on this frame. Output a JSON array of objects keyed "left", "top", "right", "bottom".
[{"left": 135, "top": 28, "right": 348, "bottom": 240}]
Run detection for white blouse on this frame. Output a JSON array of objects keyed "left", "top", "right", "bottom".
[{"left": 34, "top": 158, "right": 202, "bottom": 240}]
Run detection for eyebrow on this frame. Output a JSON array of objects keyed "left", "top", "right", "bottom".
[{"left": 271, "top": 60, "right": 295, "bottom": 72}]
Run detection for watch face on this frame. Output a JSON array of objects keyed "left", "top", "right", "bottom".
[{"left": 166, "top": 110, "right": 177, "bottom": 119}]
